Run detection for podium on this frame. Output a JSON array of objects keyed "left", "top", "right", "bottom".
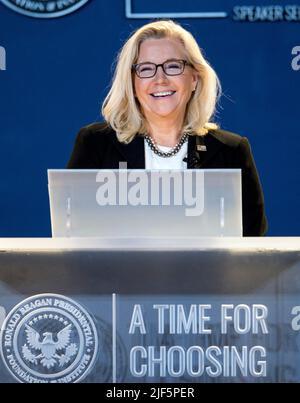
[
  {"left": 0, "top": 170, "right": 297, "bottom": 382},
  {"left": 0, "top": 237, "right": 300, "bottom": 383}
]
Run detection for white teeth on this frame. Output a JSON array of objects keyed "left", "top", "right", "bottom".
[{"left": 152, "top": 91, "right": 174, "bottom": 97}]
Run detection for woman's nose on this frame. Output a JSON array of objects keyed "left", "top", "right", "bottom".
[{"left": 154, "top": 65, "right": 169, "bottom": 82}]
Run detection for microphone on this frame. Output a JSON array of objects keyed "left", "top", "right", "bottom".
[
  {"left": 190, "top": 152, "right": 202, "bottom": 168},
  {"left": 183, "top": 152, "right": 201, "bottom": 167}
]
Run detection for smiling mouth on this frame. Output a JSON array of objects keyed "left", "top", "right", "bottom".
[{"left": 150, "top": 91, "right": 176, "bottom": 98}]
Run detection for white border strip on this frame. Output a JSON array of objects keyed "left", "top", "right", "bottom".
[
  {"left": 1, "top": 238, "right": 299, "bottom": 252},
  {"left": 125, "top": 0, "right": 227, "bottom": 19},
  {"left": 0, "top": 306, "right": 6, "bottom": 329},
  {"left": 112, "top": 293, "right": 117, "bottom": 383}
]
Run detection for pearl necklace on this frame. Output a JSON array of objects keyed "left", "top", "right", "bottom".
[{"left": 145, "top": 133, "right": 189, "bottom": 158}]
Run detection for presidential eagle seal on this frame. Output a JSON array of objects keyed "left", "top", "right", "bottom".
[
  {"left": 0, "top": 294, "right": 98, "bottom": 383},
  {"left": 0, "top": 0, "right": 90, "bottom": 19}
]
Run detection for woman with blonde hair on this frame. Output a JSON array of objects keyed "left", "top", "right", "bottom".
[{"left": 68, "top": 20, "right": 267, "bottom": 236}]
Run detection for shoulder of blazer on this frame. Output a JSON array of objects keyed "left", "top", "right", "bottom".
[
  {"left": 75, "top": 122, "right": 145, "bottom": 168},
  {"left": 207, "top": 128, "right": 245, "bottom": 148},
  {"left": 78, "top": 122, "right": 116, "bottom": 144}
]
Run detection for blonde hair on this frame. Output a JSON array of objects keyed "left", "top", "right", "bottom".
[{"left": 102, "top": 20, "right": 221, "bottom": 143}]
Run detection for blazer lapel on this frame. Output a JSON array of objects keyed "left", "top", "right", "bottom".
[
  {"left": 112, "top": 134, "right": 145, "bottom": 168},
  {"left": 187, "top": 132, "right": 224, "bottom": 168}
]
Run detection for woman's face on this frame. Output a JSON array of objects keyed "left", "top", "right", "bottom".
[{"left": 134, "top": 37, "right": 198, "bottom": 124}]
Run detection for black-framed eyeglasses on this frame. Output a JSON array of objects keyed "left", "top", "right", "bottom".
[{"left": 132, "top": 59, "right": 192, "bottom": 79}]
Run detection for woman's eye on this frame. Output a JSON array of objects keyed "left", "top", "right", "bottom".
[
  {"left": 167, "top": 63, "right": 180, "bottom": 69},
  {"left": 140, "top": 65, "right": 153, "bottom": 72}
]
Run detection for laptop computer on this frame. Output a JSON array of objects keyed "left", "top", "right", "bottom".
[{"left": 48, "top": 169, "right": 242, "bottom": 238}]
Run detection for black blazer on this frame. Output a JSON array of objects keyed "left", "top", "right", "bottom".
[{"left": 67, "top": 123, "right": 268, "bottom": 236}]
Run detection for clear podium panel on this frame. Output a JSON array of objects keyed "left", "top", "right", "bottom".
[
  {"left": 0, "top": 238, "right": 300, "bottom": 383},
  {"left": 48, "top": 169, "right": 242, "bottom": 237}
]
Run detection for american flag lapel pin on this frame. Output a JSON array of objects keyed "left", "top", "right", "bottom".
[{"left": 197, "top": 145, "right": 207, "bottom": 151}]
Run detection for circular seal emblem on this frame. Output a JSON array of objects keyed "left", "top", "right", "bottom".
[
  {"left": 0, "top": 294, "right": 98, "bottom": 383},
  {"left": 0, "top": 0, "right": 90, "bottom": 19}
]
